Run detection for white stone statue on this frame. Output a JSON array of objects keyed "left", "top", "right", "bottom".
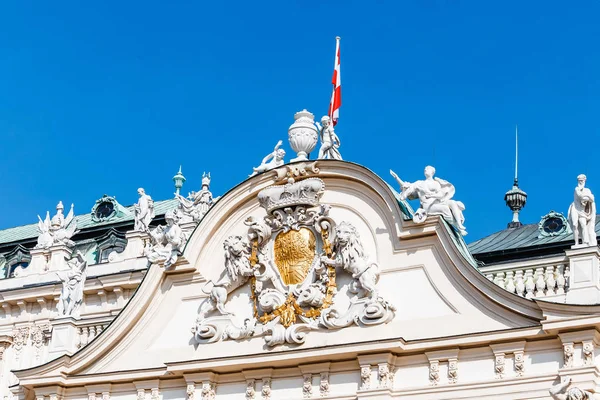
[
  {"left": 134, "top": 188, "right": 155, "bottom": 232},
  {"left": 56, "top": 250, "right": 87, "bottom": 318},
  {"left": 175, "top": 172, "right": 215, "bottom": 223},
  {"left": 145, "top": 210, "right": 187, "bottom": 268},
  {"left": 390, "top": 166, "right": 467, "bottom": 236},
  {"left": 568, "top": 174, "right": 597, "bottom": 247},
  {"left": 315, "top": 116, "right": 342, "bottom": 160},
  {"left": 250, "top": 140, "right": 286, "bottom": 176},
  {"left": 320, "top": 221, "right": 379, "bottom": 299},
  {"left": 550, "top": 377, "right": 596, "bottom": 400},
  {"left": 36, "top": 201, "right": 79, "bottom": 249}
]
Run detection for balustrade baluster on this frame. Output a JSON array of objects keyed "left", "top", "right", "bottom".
[
  {"left": 524, "top": 269, "right": 535, "bottom": 299},
  {"left": 515, "top": 270, "right": 525, "bottom": 297}
]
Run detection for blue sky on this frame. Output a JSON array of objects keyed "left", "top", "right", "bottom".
[{"left": 0, "top": 1, "right": 598, "bottom": 242}]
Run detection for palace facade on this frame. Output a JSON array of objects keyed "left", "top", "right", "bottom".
[{"left": 0, "top": 111, "right": 598, "bottom": 400}]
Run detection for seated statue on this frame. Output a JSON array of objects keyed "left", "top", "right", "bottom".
[
  {"left": 250, "top": 140, "right": 286, "bottom": 177},
  {"left": 549, "top": 377, "right": 595, "bottom": 400},
  {"left": 568, "top": 174, "right": 597, "bottom": 247},
  {"left": 390, "top": 166, "right": 467, "bottom": 236},
  {"left": 145, "top": 210, "right": 187, "bottom": 268}
]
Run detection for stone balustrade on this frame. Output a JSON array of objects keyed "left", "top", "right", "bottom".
[
  {"left": 75, "top": 322, "right": 109, "bottom": 349},
  {"left": 481, "top": 262, "right": 569, "bottom": 300}
]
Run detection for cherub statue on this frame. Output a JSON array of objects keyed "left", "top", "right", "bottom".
[
  {"left": 568, "top": 174, "right": 597, "bottom": 247},
  {"left": 145, "top": 210, "right": 186, "bottom": 268},
  {"left": 250, "top": 140, "right": 286, "bottom": 176},
  {"left": 36, "top": 202, "right": 79, "bottom": 249},
  {"left": 56, "top": 250, "right": 87, "bottom": 318},
  {"left": 390, "top": 166, "right": 467, "bottom": 236},
  {"left": 549, "top": 377, "right": 596, "bottom": 400},
  {"left": 315, "top": 116, "right": 342, "bottom": 160},
  {"left": 134, "top": 188, "right": 155, "bottom": 232}
]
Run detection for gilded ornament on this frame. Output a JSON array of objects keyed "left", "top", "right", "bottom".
[{"left": 273, "top": 228, "right": 316, "bottom": 285}]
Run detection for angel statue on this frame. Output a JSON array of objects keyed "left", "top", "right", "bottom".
[
  {"left": 390, "top": 166, "right": 467, "bottom": 236},
  {"left": 249, "top": 140, "right": 286, "bottom": 176},
  {"left": 549, "top": 377, "right": 596, "bottom": 400},
  {"left": 56, "top": 250, "right": 87, "bottom": 318},
  {"left": 145, "top": 209, "right": 187, "bottom": 268},
  {"left": 36, "top": 201, "right": 79, "bottom": 249},
  {"left": 315, "top": 115, "right": 342, "bottom": 160}
]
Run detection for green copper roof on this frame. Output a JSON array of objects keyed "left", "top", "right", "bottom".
[
  {"left": 468, "top": 215, "right": 600, "bottom": 255},
  {"left": 0, "top": 199, "right": 178, "bottom": 246}
]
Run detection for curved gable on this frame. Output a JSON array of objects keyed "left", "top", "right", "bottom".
[{"left": 15, "top": 161, "right": 546, "bottom": 388}]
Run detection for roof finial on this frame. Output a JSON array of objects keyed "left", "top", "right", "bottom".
[
  {"left": 504, "top": 124, "right": 527, "bottom": 228},
  {"left": 514, "top": 124, "right": 518, "bottom": 185},
  {"left": 173, "top": 165, "right": 186, "bottom": 196}
]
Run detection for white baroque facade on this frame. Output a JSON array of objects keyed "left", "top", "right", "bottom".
[{"left": 1, "top": 160, "right": 599, "bottom": 400}]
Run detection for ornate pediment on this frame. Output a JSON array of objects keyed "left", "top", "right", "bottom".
[{"left": 192, "top": 175, "right": 395, "bottom": 347}]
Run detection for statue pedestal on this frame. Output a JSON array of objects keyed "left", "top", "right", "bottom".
[
  {"left": 48, "top": 245, "right": 73, "bottom": 271},
  {"left": 565, "top": 246, "right": 600, "bottom": 304},
  {"left": 122, "top": 230, "right": 150, "bottom": 260},
  {"left": 48, "top": 316, "right": 79, "bottom": 358},
  {"left": 29, "top": 248, "right": 50, "bottom": 275}
]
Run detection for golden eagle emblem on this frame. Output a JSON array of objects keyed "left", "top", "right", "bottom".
[{"left": 273, "top": 228, "right": 316, "bottom": 285}]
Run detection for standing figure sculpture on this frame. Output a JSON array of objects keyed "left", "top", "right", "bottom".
[
  {"left": 145, "top": 210, "right": 186, "bottom": 268},
  {"left": 36, "top": 201, "right": 79, "bottom": 249},
  {"left": 315, "top": 116, "right": 342, "bottom": 160},
  {"left": 134, "top": 188, "right": 155, "bottom": 232},
  {"left": 250, "top": 140, "right": 286, "bottom": 176},
  {"left": 549, "top": 377, "right": 595, "bottom": 400},
  {"left": 390, "top": 166, "right": 467, "bottom": 236},
  {"left": 568, "top": 174, "right": 597, "bottom": 247},
  {"left": 57, "top": 251, "right": 87, "bottom": 318},
  {"left": 175, "top": 172, "right": 216, "bottom": 223}
]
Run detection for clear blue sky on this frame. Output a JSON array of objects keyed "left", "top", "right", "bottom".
[{"left": 0, "top": 1, "right": 598, "bottom": 242}]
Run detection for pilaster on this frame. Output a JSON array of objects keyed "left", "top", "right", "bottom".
[
  {"left": 47, "top": 316, "right": 79, "bottom": 358},
  {"left": 122, "top": 231, "right": 150, "bottom": 260},
  {"left": 48, "top": 245, "right": 73, "bottom": 271},
  {"left": 565, "top": 246, "right": 600, "bottom": 304}
]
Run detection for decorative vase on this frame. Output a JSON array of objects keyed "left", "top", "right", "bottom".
[{"left": 288, "top": 109, "right": 319, "bottom": 162}]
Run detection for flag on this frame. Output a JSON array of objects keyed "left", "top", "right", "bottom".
[{"left": 328, "top": 36, "right": 341, "bottom": 126}]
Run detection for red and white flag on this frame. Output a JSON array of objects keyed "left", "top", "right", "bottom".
[{"left": 328, "top": 36, "right": 341, "bottom": 126}]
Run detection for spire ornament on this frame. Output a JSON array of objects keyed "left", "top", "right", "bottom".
[
  {"left": 504, "top": 125, "right": 527, "bottom": 228},
  {"left": 173, "top": 166, "right": 186, "bottom": 196}
]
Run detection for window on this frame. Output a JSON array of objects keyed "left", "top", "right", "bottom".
[{"left": 95, "top": 201, "right": 115, "bottom": 220}]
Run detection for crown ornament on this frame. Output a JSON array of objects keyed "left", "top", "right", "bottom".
[{"left": 257, "top": 178, "right": 325, "bottom": 214}]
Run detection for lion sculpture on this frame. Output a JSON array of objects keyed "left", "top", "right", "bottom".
[
  {"left": 321, "top": 221, "right": 379, "bottom": 299},
  {"left": 198, "top": 235, "right": 256, "bottom": 319}
]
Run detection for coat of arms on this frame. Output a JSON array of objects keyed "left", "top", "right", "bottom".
[{"left": 193, "top": 172, "right": 395, "bottom": 347}]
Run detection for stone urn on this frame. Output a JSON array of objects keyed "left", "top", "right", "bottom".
[{"left": 288, "top": 109, "right": 319, "bottom": 162}]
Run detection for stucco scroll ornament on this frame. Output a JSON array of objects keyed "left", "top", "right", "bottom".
[
  {"left": 145, "top": 210, "right": 187, "bottom": 268},
  {"left": 36, "top": 201, "right": 79, "bottom": 249},
  {"left": 56, "top": 251, "right": 87, "bottom": 318},
  {"left": 550, "top": 377, "right": 596, "bottom": 400},
  {"left": 193, "top": 177, "right": 395, "bottom": 347},
  {"left": 568, "top": 174, "right": 597, "bottom": 247},
  {"left": 390, "top": 166, "right": 467, "bottom": 236}
]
